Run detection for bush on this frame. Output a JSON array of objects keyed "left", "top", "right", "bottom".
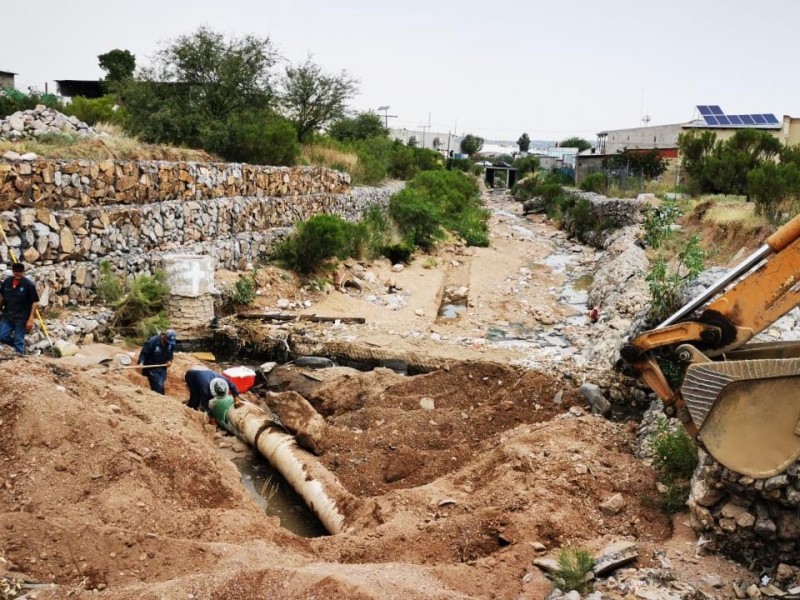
[
  {"left": 555, "top": 548, "right": 594, "bottom": 594},
  {"left": 96, "top": 260, "right": 123, "bottom": 304},
  {"left": 650, "top": 419, "right": 699, "bottom": 481},
  {"left": 389, "top": 188, "right": 444, "bottom": 249},
  {"left": 579, "top": 172, "right": 608, "bottom": 194},
  {"left": 63, "top": 95, "right": 124, "bottom": 126},
  {"left": 446, "top": 157, "right": 473, "bottom": 172},
  {"left": 231, "top": 274, "right": 256, "bottom": 305},
  {"left": 274, "top": 214, "right": 357, "bottom": 273},
  {"left": 0, "top": 88, "right": 61, "bottom": 118},
  {"left": 512, "top": 155, "right": 540, "bottom": 178},
  {"left": 643, "top": 202, "right": 682, "bottom": 249},
  {"left": 646, "top": 235, "right": 705, "bottom": 322},
  {"left": 203, "top": 111, "right": 299, "bottom": 166},
  {"left": 109, "top": 271, "right": 170, "bottom": 342},
  {"left": 381, "top": 242, "right": 414, "bottom": 264}
]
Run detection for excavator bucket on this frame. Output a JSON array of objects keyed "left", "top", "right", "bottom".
[{"left": 681, "top": 357, "right": 800, "bottom": 478}]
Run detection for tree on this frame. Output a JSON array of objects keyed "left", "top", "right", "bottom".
[
  {"left": 460, "top": 134, "right": 484, "bottom": 157},
  {"left": 281, "top": 57, "right": 359, "bottom": 142},
  {"left": 559, "top": 137, "right": 592, "bottom": 152},
  {"left": 98, "top": 49, "right": 136, "bottom": 83},
  {"left": 328, "top": 112, "right": 387, "bottom": 142},
  {"left": 518, "top": 132, "right": 531, "bottom": 153},
  {"left": 407, "top": 136, "right": 418, "bottom": 148},
  {"left": 607, "top": 149, "right": 668, "bottom": 180},
  {"left": 120, "top": 27, "right": 279, "bottom": 152}
]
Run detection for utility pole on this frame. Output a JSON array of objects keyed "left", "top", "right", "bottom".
[
  {"left": 377, "top": 106, "right": 397, "bottom": 129},
  {"left": 419, "top": 112, "right": 431, "bottom": 149}
]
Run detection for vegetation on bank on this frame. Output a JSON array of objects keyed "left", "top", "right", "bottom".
[{"left": 274, "top": 170, "right": 487, "bottom": 274}]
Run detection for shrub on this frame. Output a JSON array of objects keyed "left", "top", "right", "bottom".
[
  {"left": 274, "top": 214, "right": 356, "bottom": 273},
  {"left": 446, "top": 157, "right": 473, "bottom": 172},
  {"left": 0, "top": 88, "right": 61, "bottom": 118},
  {"left": 389, "top": 188, "right": 444, "bottom": 249},
  {"left": 650, "top": 419, "right": 699, "bottom": 481},
  {"left": 63, "top": 95, "right": 124, "bottom": 126},
  {"left": 96, "top": 260, "right": 123, "bottom": 304},
  {"left": 643, "top": 202, "right": 682, "bottom": 249},
  {"left": 381, "top": 241, "right": 414, "bottom": 264},
  {"left": 231, "top": 274, "right": 257, "bottom": 305},
  {"left": 203, "top": 111, "right": 299, "bottom": 166},
  {"left": 579, "top": 172, "right": 608, "bottom": 194},
  {"left": 109, "top": 271, "right": 170, "bottom": 342},
  {"left": 513, "top": 154, "right": 540, "bottom": 178},
  {"left": 555, "top": 548, "right": 594, "bottom": 594},
  {"left": 646, "top": 235, "right": 705, "bottom": 322}
]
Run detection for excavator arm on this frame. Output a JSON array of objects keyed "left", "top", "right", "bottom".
[{"left": 621, "top": 213, "right": 800, "bottom": 477}]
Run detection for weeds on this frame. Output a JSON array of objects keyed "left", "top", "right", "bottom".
[
  {"left": 109, "top": 271, "right": 170, "bottom": 343},
  {"left": 646, "top": 235, "right": 705, "bottom": 322},
  {"left": 96, "top": 260, "right": 123, "bottom": 304},
  {"left": 643, "top": 202, "right": 682, "bottom": 249},
  {"left": 554, "top": 548, "right": 594, "bottom": 594},
  {"left": 273, "top": 214, "right": 358, "bottom": 274},
  {"left": 231, "top": 274, "right": 257, "bottom": 305},
  {"left": 643, "top": 416, "right": 699, "bottom": 515},
  {"left": 422, "top": 257, "right": 437, "bottom": 269}
]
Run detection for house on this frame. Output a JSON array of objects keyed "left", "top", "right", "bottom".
[
  {"left": 54, "top": 80, "right": 105, "bottom": 100},
  {"left": 0, "top": 70, "right": 16, "bottom": 89}
]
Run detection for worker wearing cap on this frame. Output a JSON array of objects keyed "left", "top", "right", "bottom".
[
  {"left": 137, "top": 329, "right": 177, "bottom": 394},
  {"left": 0, "top": 263, "right": 40, "bottom": 355},
  {"left": 184, "top": 368, "right": 240, "bottom": 415}
]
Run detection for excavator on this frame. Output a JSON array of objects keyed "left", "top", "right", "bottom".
[{"left": 620, "top": 212, "right": 800, "bottom": 479}]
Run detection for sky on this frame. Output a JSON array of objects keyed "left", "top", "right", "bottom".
[{"left": 2, "top": 0, "right": 798, "bottom": 142}]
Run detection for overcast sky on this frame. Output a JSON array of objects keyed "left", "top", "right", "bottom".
[{"left": 2, "top": 0, "right": 797, "bottom": 142}]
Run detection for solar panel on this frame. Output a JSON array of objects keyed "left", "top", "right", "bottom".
[
  {"left": 752, "top": 114, "right": 767, "bottom": 124},
  {"left": 710, "top": 105, "right": 724, "bottom": 115},
  {"left": 698, "top": 106, "right": 713, "bottom": 116},
  {"left": 716, "top": 115, "right": 731, "bottom": 125},
  {"left": 727, "top": 115, "right": 743, "bottom": 125},
  {"left": 763, "top": 114, "right": 779, "bottom": 124},
  {"left": 703, "top": 115, "right": 719, "bottom": 125},
  {"left": 739, "top": 115, "right": 755, "bottom": 125}
]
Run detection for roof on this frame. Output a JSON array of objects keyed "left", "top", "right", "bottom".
[
  {"left": 54, "top": 79, "right": 105, "bottom": 99},
  {"left": 0, "top": 70, "right": 17, "bottom": 76},
  {"left": 683, "top": 118, "right": 781, "bottom": 131}
]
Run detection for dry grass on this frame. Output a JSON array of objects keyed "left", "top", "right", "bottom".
[
  {"left": 696, "top": 196, "right": 766, "bottom": 228},
  {"left": 301, "top": 143, "right": 358, "bottom": 173},
  {"left": 0, "top": 123, "right": 214, "bottom": 162}
]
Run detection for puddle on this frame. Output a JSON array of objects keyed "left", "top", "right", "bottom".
[
  {"left": 439, "top": 303, "right": 467, "bottom": 319},
  {"left": 232, "top": 449, "right": 328, "bottom": 538},
  {"left": 537, "top": 253, "right": 575, "bottom": 274},
  {"left": 572, "top": 274, "right": 594, "bottom": 291},
  {"left": 486, "top": 322, "right": 537, "bottom": 342}
]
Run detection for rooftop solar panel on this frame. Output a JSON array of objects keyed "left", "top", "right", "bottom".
[
  {"left": 739, "top": 115, "right": 755, "bottom": 125},
  {"left": 764, "top": 114, "right": 779, "bottom": 124},
  {"left": 710, "top": 105, "right": 724, "bottom": 115},
  {"left": 752, "top": 114, "right": 767, "bottom": 124},
  {"left": 727, "top": 115, "right": 743, "bottom": 125},
  {"left": 698, "top": 106, "right": 713, "bottom": 116},
  {"left": 716, "top": 115, "right": 731, "bottom": 125},
  {"left": 703, "top": 115, "right": 719, "bottom": 125}
]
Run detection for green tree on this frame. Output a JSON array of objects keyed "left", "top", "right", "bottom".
[
  {"left": 98, "top": 49, "right": 136, "bottom": 83},
  {"left": 328, "top": 112, "right": 387, "bottom": 142},
  {"left": 203, "top": 110, "right": 299, "bottom": 165},
  {"left": 281, "top": 57, "right": 359, "bottom": 142},
  {"left": 748, "top": 161, "right": 800, "bottom": 224},
  {"left": 460, "top": 133, "right": 484, "bottom": 156},
  {"left": 606, "top": 149, "right": 668, "bottom": 180},
  {"left": 559, "top": 137, "right": 592, "bottom": 152},
  {"left": 518, "top": 132, "right": 531, "bottom": 153},
  {"left": 121, "top": 27, "right": 277, "bottom": 147}
]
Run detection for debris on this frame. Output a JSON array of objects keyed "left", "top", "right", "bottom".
[
  {"left": 599, "top": 493, "right": 626, "bottom": 516},
  {"left": 579, "top": 383, "right": 610, "bottom": 416},
  {"left": 420, "top": 397, "right": 435, "bottom": 410},
  {"left": 593, "top": 541, "right": 638, "bottom": 576}
]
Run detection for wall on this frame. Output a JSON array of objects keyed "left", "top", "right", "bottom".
[
  {"left": 598, "top": 123, "right": 683, "bottom": 155},
  {"left": 0, "top": 73, "right": 14, "bottom": 89},
  {"left": 0, "top": 160, "right": 350, "bottom": 210},
  {"left": 0, "top": 158, "right": 399, "bottom": 307}
]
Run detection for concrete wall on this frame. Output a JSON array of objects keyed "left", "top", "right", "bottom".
[
  {"left": 0, "top": 73, "right": 14, "bottom": 88},
  {"left": 598, "top": 123, "right": 683, "bottom": 155}
]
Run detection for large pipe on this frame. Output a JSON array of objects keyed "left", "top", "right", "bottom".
[{"left": 226, "top": 403, "right": 357, "bottom": 535}]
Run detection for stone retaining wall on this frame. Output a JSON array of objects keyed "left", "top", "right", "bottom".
[
  {"left": 563, "top": 189, "right": 647, "bottom": 247},
  {"left": 0, "top": 159, "right": 350, "bottom": 210}
]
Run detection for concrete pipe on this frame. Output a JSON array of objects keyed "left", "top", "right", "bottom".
[{"left": 227, "top": 403, "right": 357, "bottom": 535}]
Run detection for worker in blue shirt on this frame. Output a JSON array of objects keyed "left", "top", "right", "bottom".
[
  {"left": 184, "top": 368, "right": 240, "bottom": 415},
  {"left": 137, "top": 329, "right": 177, "bottom": 394},
  {"left": 0, "top": 263, "right": 40, "bottom": 355}
]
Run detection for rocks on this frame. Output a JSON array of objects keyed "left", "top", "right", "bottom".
[
  {"left": 599, "top": 493, "right": 626, "bottom": 516},
  {"left": 579, "top": 383, "right": 610, "bottom": 415},
  {"left": 0, "top": 107, "right": 98, "bottom": 140},
  {"left": 419, "top": 397, "right": 435, "bottom": 410},
  {"left": 593, "top": 541, "right": 638, "bottom": 576}
]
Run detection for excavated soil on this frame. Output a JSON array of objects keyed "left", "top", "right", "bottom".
[{"left": 1, "top": 193, "right": 760, "bottom": 599}]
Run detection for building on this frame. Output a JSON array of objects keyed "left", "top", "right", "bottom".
[
  {"left": 577, "top": 105, "right": 800, "bottom": 187},
  {"left": 389, "top": 128, "right": 463, "bottom": 155},
  {"left": 54, "top": 80, "right": 105, "bottom": 100},
  {"left": 0, "top": 70, "right": 16, "bottom": 89}
]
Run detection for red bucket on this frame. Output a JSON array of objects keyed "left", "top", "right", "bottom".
[{"left": 223, "top": 366, "right": 256, "bottom": 394}]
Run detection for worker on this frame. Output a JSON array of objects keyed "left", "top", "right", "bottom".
[
  {"left": 184, "top": 368, "right": 240, "bottom": 415},
  {"left": 137, "top": 329, "right": 177, "bottom": 394},
  {"left": 0, "top": 263, "right": 40, "bottom": 355}
]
